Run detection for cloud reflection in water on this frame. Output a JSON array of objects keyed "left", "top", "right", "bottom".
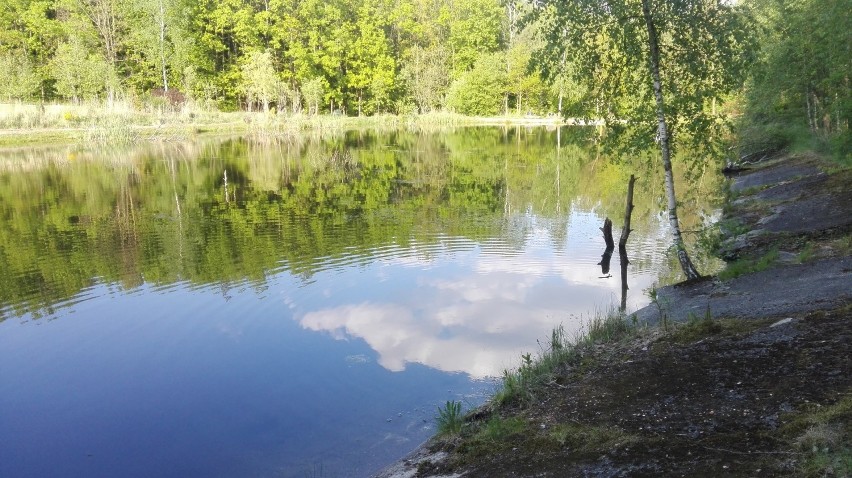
[{"left": 293, "top": 213, "right": 659, "bottom": 379}]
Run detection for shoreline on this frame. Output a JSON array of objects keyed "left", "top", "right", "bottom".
[
  {"left": 373, "top": 150, "right": 852, "bottom": 477},
  {"left": 0, "top": 109, "right": 573, "bottom": 148}
]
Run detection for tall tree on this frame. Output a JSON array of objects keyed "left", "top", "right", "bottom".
[
  {"left": 348, "top": 1, "right": 396, "bottom": 115},
  {"left": 240, "top": 49, "right": 280, "bottom": 112},
  {"left": 301, "top": 76, "right": 324, "bottom": 115},
  {"left": 0, "top": 51, "right": 41, "bottom": 100},
  {"left": 447, "top": 52, "right": 507, "bottom": 115},
  {"left": 446, "top": 0, "right": 503, "bottom": 76},
  {"left": 124, "top": 0, "right": 177, "bottom": 92},
  {"left": 67, "top": 0, "right": 127, "bottom": 101},
  {"left": 0, "top": 0, "right": 63, "bottom": 97},
  {"left": 404, "top": 44, "right": 450, "bottom": 113},
  {"left": 50, "top": 39, "right": 109, "bottom": 101},
  {"left": 187, "top": 0, "right": 264, "bottom": 107},
  {"left": 742, "top": 0, "right": 850, "bottom": 156},
  {"left": 537, "top": 0, "right": 753, "bottom": 280}
]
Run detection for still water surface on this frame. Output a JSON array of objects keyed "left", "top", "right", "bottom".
[{"left": 0, "top": 128, "right": 720, "bottom": 477}]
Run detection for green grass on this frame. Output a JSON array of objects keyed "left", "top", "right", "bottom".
[
  {"left": 474, "top": 416, "right": 528, "bottom": 443},
  {"left": 667, "top": 309, "right": 722, "bottom": 343},
  {"left": 494, "top": 309, "right": 636, "bottom": 407},
  {"left": 436, "top": 400, "right": 465, "bottom": 436},
  {"left": 797, "top": 242, "right": 817, "bottom": 263},
  {"left": 453, "top": 415, "right": 531, "bottom": 461},
  {"left": 580, "top": 309, "right": 635, "bottom": 345},
  {"left": 718, "top": 247, "right": 779, "bottom": 280},
  {"left": 782, "top": 395, "right": 852, "bottom": 477},
  {"left": 548, "top": 423, "right": 638, "bottom": 454}
]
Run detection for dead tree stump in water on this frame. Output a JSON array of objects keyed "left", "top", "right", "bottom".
[
  {"left": 598, "top": 218, "right": 615, "bottom": 275},
  {"left": 601, "top": 218, "right": 614, "bottom": 250},
  {"left": 618, "top": 175, "right": 636, "bottom": 311},
  {"left": 619, "top": 175, "right": 636, "bottom": 250}
]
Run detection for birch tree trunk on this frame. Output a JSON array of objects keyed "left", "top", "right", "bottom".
[
  {"left": 641, "top": 0, "right": 701, "bottom": 280},
  {"left": 80, "top": 0, "right": 120, "bottom": 102},
  {"left": 157, "top": 0, "right": 168, "bottom": 92}
]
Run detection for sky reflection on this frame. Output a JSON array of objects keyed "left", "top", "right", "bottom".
[
  {"left": 0, "top": 130, "right": 716, "bottom": 477},
  {"left": 291, "top": 211, "right": 658, "bottom": 379}
]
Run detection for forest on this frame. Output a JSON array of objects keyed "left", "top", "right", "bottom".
[
  {"left": 0, "top": 0, "right": 848, "bottom": 154},
  {"left": 0, "top": 0, "right": 553, "bottom": 116}
]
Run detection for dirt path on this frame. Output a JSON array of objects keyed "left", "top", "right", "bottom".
[{"left": 374, "top": 152, "right": 852, "bottom": 478}]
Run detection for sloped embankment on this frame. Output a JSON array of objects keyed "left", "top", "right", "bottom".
[{"left": 375, "top": 152, "right": 852, "bottom": 477}]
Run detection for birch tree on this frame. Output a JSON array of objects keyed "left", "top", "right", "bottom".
[
  {"left": 70, "top": 0, "right": 126, "bottom": 102},
  {"left": 536, "top": 0, "right": 753, "bottom": 280},
  {"left": 132, "top": 0, "right": 174, "bottom": 92},
  {"left": 241, "top": 49, "right": 279, "bottom": 112}
]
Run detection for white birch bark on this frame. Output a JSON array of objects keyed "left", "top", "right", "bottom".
[{"left": 641, "top": 0, "right": 701, "bottom": 280}]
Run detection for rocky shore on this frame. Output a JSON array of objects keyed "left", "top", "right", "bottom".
[{"left": 374, "top": 151, "right": 852, "bottom": 477}]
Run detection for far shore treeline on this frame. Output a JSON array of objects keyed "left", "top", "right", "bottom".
[{"left": 0, "top": 0, "right": 848, "bottom": 157}]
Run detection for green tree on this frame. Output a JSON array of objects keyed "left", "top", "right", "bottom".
[
  {"left": 446, "top": 0, "right": 503, "bottom": 76},
  {"left": 50, "top": 40, "right": 110, "bottom": 102},
  {"left": 0, "top": 51, "right": 41, "bottom": 100},
  {"left": 63, "top": 0, "right": 128, "bottom": 102},
  {"left": 240, "top": 49, "right": 280, "bottom": 112},
  {"left": 186, "top": 0, "right": 264, "bottom": 108},
  {"left": 301, "top": 76, "right": 325, "bottom": 115},
  {"left": 742, "top": 0, "right": 850, "bottom": 157},
  {"left": 283, "top": 0, "right": 354, "bottom": 113},
  {"left": 1, "top": 0, "right": 64, "bottom": 98},
  {"left": 505, "top": 20, "right": 544, "bottom": 115},
  {"left": 537, "top": 0, "right": 753, "bottom": 280},
  {"left": 348, "top": 1, "right": 396, "bottom": 115},
  {"left": 403, "top": 45, "right": 450, "bottom": 113},
  {"left": 447, "top": 52, "right": 507, "bottom": 115},
  {"left": 123, "top": 0, "right": 192, "bottom": 93}
]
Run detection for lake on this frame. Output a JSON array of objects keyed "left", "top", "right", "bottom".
[{"left": 0, "top": 127, "right": 721, "bottom": 477}]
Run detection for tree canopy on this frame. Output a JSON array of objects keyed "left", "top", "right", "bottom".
[
  {"left": 0, "top": 0, "right": 559, "bottom": 114},
  {"left": 534, "top": 0, "right": 754, "bottom": 279},
  {"left": 740, "top": 0, "right": 851, "bottom": 160}
]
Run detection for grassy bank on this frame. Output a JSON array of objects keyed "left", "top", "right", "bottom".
[
  {"left": 379, "top": 150, "right": 852, "bottom": 478},
  {"left": 0, "top": 101, "right": 565, "bottom": 147}
]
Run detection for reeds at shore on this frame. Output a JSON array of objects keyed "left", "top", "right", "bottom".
[{"left": 0, "top": 100, "right": 564, "bottom": 146}]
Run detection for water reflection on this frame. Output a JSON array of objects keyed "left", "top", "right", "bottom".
[
  {"left": 291, "top": 210, "right": 662, "bottom": 380},
  {"left": 0, "top": 129, "right": 723, "bottom": 477}
]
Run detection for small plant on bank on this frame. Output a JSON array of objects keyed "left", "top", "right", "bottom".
[
  {"left": 549, "top": 423, "right": 639, "bottom": 453},
  {"left": 717, "top": 217, "right": 749, "bottom": 239},
  {"left": 718, "top": 247, "right": 779, "bottom": 280},
  {"left": 669, "top": 308, "right": 723, "bottom": 343},
  {"left": 578, "top": 309, "right": 633, "bottom": 345},
  {"left": 797, "top": 242, "right": 817, "bottom": 263},
  {"left": 695, "top": 223, "right": 723, "bottom": 257},
  {"left": 453, "top": 415, "right": 531, "bottom": 461},
  {"left": 477, "top": 416, "right": 527, "bottom": 443},
  {"left": 836, "top": 234, "right": 852, "bottom": 255},
  {"left": 648, "top": 287, "right": 671, "bottom": 331},
  {"left": 436, "top": 400, "right": 464, "bottom": 436}
]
